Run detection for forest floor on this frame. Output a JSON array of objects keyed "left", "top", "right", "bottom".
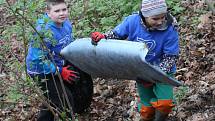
[{"left": 0, "top": 1, "right": 215, "bottom": 121}]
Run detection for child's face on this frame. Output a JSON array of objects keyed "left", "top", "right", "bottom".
[
  {"left": 145, "top": 13, "right": 166, "bottom": 29},
  {"left": 47, "top": 3, "right": 68, "bottom": 25}
]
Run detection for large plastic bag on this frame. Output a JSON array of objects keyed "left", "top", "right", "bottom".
[{"left": 61, "top": 38, "right": 181, "bottom": 86}]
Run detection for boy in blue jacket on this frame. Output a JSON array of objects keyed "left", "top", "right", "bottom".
[
  {"left": 90, "top": 0, "right": 179, "bottom": 120},
  {"left": 26, "top": 0, "right": 93, "bottom": 120}
]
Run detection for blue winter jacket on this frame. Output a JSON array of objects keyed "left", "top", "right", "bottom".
[
  {"left": 113, "top": 14, "right": 179, "bottom": 73},
  {"left": 26, "top": 14, "right": 73, "bottom": 75}
]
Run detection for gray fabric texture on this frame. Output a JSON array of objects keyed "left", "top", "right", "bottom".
[{"left": 61, "top": 38, "right": 181, "bottom": 86}]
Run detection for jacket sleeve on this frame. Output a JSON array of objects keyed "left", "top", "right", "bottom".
[
  {"left": 104, "top": 30, "right": 122, "bottom": 39},
  {"left": 160, "top": 27, "right": 180, "bottom": 74},
  {"left": 28, "top": 28, "right": 57, "bottom": 74},
  {"left": 104, "top": 16, "right": 131, "bottom": 40},
  {"left": 159, "top": 54, "right": 178, "bottom": 73}
]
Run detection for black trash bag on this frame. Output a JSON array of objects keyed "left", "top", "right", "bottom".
[{"left": 65, "top": 64, "right": 93, "bottom": 114}]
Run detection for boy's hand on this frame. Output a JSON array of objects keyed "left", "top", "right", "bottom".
[
  {"left": 91, "top": 32, "right": 106, "bottom": 45},
  {"left": 61, "top": 65, "right": 79, "bottom": 84}
]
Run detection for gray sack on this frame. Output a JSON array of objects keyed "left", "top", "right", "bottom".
[{"left": 60, "top": 38, "right": 181, "bottom": 87}]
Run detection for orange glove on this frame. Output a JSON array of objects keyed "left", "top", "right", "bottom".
[{"left": 61, "top": 65, "right": 79, "bottom": 84}]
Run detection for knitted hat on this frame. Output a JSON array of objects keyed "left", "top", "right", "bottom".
[{"left": 141, "top": 0, "right": 167, "bottom": 17}]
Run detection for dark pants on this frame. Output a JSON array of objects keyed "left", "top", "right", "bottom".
[
  {"left": 33, "top": 64, "right": 93, "bottom": 121},
  {"left": 34, "top": 73, "right": 75, "bottom": 121}
]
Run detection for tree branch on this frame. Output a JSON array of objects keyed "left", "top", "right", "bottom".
[{"left": 5, "top": 1, "right": 75, "bottom": 120}]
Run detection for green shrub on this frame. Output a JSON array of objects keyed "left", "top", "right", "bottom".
[
  {"left": 166, "top": 0, "right": 185, "bottom": 15},
  {"left": 69, "top": 0, "right": 140, "bottom": 38}
]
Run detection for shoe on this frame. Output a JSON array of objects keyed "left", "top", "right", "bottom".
[{"left": 154, "top": 110, "right": 168, "bottom": 121}]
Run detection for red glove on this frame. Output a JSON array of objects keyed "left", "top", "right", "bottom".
[
  {"left": 91, "top": 32, "right": 106, "bottom": 43},
  {"left": 136, "top": 79, "right": 153, "bottom": 88},
  {"left": 141, "top": 81, "right": 153, "bottom": 88},
  {"left": 61, "top": 65, "right": 79, "bottom": 84}
]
